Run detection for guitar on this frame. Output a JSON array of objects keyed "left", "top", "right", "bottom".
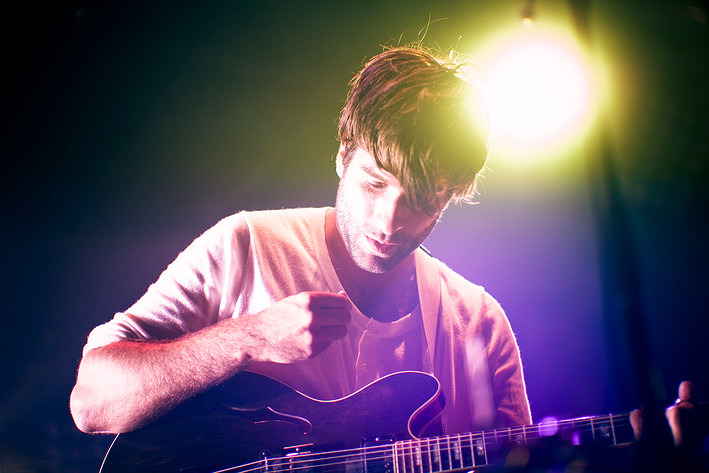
[{"left": 99, "top": 371, "right": 635, "bottom": 473}]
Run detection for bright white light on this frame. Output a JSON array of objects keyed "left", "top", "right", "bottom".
[{"left": 478, "top": 27, "right": 598, "bottom": 161}]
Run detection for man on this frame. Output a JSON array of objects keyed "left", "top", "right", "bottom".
[{"left": 69, "top": 46, "right": 531, "bottom": 436}]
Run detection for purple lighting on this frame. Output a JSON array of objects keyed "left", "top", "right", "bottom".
[{"left": 538, "top": 416, "right": 559, "bottom": 437}]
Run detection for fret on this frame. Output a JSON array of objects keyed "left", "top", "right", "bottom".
[
  {"left": 472, "top": 433, "right": 487, "bottom": 467},
  {"left": 495, "top": 427, "right": 510, "bottom": 446},
  {"left": 596, "top": 416, "right": 614, "bottom": 446},
  {"left": 430, "top": 436, "right": 441, "bottom": 471},
  {"left": 524, "top": 423, "right": 542, "bottom": 443},
  {"left": 457, "top": 434, "right": 474, "bottom": 470},
  {"left": 404, "top": 441, "right": 414, "bottom": 473},
  {"left": 393, "top": 441, "right": 404, "bottom": 473},
  {"left": 611, "top": 414, "right": 635, "bottom": 446},
  {"left": 413, "top": 441, "right": 423, "bottom": 473},
  {"left": 511, "top": 426, "right": 525, "bottom": 446},
  {"left": 559, "top": 416, "right": 591, "bottom": 446},
  {"left": 591, "top": 416, "right": 596, "bottom": 443},
  {"left": 421, "top": 437, "right": 433, "bottom": 473},
  {"left": 450, "top": 435, "right": 461, "bottom": 470},
  {"left": 440, "top": 435, "right": 451, "bottom": 473},
  {"left": 519, "top": 425, "right": 535, "bottom": 445}
]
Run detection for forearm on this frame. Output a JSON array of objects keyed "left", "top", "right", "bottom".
[
  {"left": 70, "top": 317, "right": 253, "bottom": 434},
  {"left": 70, "top": 291, "right": 351, "bottom": 434}
]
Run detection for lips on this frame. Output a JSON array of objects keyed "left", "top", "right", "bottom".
[{"left": 366, "top": 236, "right": 400, "bottom": 256}]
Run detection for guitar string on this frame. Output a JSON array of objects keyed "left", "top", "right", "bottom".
[
  {"left": 231, "top": 414, "right": 633, "bottom": 473},
  {"left": 215, "top": 445, "right": 397, "bottom": 473},
  {"left": 214, "top": 414, "right": 633, "bottom": 473}
]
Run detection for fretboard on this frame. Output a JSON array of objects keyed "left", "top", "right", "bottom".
[{"left": 391, "top": 413, "right": 634, "bottom": 473}]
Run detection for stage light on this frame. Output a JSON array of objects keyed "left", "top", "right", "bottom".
[
  {"left": 520, "top": 0, "right": 535, "bottom": 28},
  {"left": 477, "top": 25, "right": 601, "bottom": 163}
]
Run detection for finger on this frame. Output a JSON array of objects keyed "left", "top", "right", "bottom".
[
  {"left": 307, "top": 292, "right": 352, "bottom": 310},
  {"left": 630, "top": 408, "right": 644, "bottom": 440},
  {"left": 666, "top": 381, "right": 698, "bottom": 447},
  {"left": 677, "top": 380, "right": 696, "bottom": 404},
  {"left": 308, "top": 294, "right": 352, "bottom": 325},
  {"left": 311, "top": 310, "right": 351, "bottom": 329},
  {"left": 313, "top": 324, "right": 348, "bottom": 341},
  {"left": 666, "top": 405, "right": 683, "bottom": 446}
]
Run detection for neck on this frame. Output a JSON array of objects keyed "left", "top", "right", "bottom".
[{"left": 325, "top": 209, "right": 419, "bottom": 322}]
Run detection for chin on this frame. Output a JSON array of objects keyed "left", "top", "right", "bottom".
[{"left": 354, "top": 253, "right": 403, "bottom": 274}]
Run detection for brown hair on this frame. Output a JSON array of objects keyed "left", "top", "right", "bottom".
[{"left": 338, "top": 47, "right": 490, "bottom": 214}]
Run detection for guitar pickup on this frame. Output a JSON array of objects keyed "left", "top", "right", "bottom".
[
  {"left": 361, "top": 436, "right": 395, "bottom": 473},
  {"left": 260, "top": 444, "right": 315, "bottom": 473}
]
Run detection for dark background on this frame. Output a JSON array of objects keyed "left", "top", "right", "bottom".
[{"left": 2, "top": 1, "right": 707, "bottom": 471}]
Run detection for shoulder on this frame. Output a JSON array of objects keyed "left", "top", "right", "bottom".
[
  {"left": 239, "top": 207, "right": 328, "bottom": 248},
  {"left": 194, "top": 207, "right": 327, "bottom": 248},
  {"left": 419, "top": 250, "right": 506, "bottom": 324},
  {"left": 240, "top": 207, "right": 327, "bottom": 231}
]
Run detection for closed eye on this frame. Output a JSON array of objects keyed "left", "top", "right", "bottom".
[{"left": 364, "top": 181, "right": 387, "bottom": 197}]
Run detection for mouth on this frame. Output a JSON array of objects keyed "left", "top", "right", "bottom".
[{"left": 365, "top": 236, "right": 400, "bottom": 256}]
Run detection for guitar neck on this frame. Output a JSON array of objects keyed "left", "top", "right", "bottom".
[{"left": 391, "top": 413, "right": 635, "bottom": 473}]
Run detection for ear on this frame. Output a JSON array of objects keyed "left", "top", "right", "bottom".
[{"left": 336, "top": 143, "right": 346, "bottom": 178}]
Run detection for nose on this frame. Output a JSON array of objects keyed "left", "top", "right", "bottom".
[{"left": 374, "top": 190, "right": 411, "bottom": 237}]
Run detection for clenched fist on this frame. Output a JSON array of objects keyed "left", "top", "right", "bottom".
[{"left": 241, "top": 291, "right": 353, "bottom": 364}]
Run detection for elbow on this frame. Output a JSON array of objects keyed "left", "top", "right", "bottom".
[
  {"left": 70, "top": 384, "right": 103, "bottom": 433},
  {"left": 70, "top": 384, "right": 137, "bottom": 434},
  {"left": 69, "top": 384, "right": 119, "bottom": 433},
  {"left": 70, "top": 347, "right": 142, "bottom": 434}
]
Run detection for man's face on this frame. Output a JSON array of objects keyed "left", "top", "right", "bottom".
[{"left": 334, "top": 147, "right": 446, "bottom": 274}]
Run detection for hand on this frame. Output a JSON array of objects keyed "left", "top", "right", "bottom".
[
  {"left": 630, "top": 380, "right": 708, "bottom": 471},
  {"left": 665, "top": 381, "right": 708, "bottom": 452},
  {"left": 244, "top": 291, "right": 352, "bottom": 364}
]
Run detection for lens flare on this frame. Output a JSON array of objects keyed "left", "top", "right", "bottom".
[{"left": 478, "top": 26, "right": 601, "bottom": 162}]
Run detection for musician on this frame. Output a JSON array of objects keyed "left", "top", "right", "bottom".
[
  {"left": 70, "top": 46, "right": 532, "bottom": 436},
  {"left": 71, "top": 46, "right": 708, "bottom": 472}
]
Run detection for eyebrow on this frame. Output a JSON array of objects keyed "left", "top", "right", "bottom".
[{"left": 359, "top": 161, "right": 390, "bottom": 181}]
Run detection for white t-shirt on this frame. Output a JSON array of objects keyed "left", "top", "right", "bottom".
[{"left": 83, "top": 207, "right": 531, "bottom": 433}]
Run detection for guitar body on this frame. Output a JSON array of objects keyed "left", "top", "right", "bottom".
[
  {"left": 99, "top": 371, "right": 444, "bottom": 473},
  {"left": 99, "top": 371, "right": 635, "bottom": 473}
]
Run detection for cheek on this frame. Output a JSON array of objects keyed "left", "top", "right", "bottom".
[
  {"left": 410, "top": 215, "right": 439, "bottom": 240},
  {"left": 337, "top": 181, "right": 369, "bottom": 224}
]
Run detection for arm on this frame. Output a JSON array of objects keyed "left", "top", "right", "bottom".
[{"left": 70, "top": 291, "right": 351, "bottom": 434}]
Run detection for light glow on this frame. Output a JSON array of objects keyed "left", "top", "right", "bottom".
[{"left": 478, "top": 26, "right": 600, "bottom": 162}]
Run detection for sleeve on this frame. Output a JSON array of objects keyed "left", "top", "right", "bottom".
[{"left": 82, "top": 214, "right": 251, "bottom": 356}]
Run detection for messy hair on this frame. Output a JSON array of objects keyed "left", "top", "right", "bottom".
[{"left": 338, "top": 46, "right": 490, "bottom": 214}]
